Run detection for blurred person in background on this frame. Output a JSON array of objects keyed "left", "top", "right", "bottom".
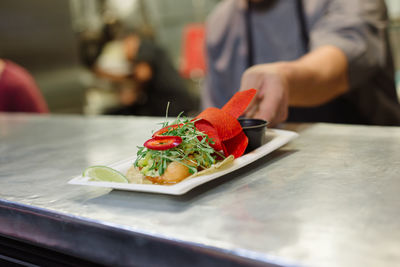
[
  {"left": 203, "top": 0, "right": 400, "bottom": 126},
  {"left": 0, "top": 59, "right": 48, "bottom": 113},
  {"left": 103, "top": 32, "right": 198, "bottom": 116},
  {"left": 87, "top": 23, "right": 198, "bottom": 117}
]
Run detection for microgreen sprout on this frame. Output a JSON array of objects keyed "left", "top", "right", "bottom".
[{"left": 134, "top": 109, "right": 225, "bottom": 177}]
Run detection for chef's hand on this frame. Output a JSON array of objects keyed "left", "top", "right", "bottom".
[{"left": 239, "top": 63, "right": 289, "bottom": 127}]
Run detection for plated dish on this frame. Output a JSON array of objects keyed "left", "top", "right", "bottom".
[
  {"left": 68, "top": 129, "right": 298, "bottom": 195},
  {"left": 69, "top": 89, "right": 298, "bottom": 194}
]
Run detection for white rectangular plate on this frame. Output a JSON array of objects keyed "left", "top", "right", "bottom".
[{"left": 69, "top": 129, "right": 298, "bottom": 195}]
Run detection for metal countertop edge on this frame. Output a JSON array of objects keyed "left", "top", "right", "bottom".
[{"left": 0, "top": 199, "right": 298, "bottom": 267}]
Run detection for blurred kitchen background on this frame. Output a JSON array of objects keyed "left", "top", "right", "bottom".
[{"left": 0, "top": 0, "right": 399, "bottom": 115}]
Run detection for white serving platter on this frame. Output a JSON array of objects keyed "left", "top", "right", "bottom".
[{"left": 68, "top": 129, "right": 298, "bottom": 195}]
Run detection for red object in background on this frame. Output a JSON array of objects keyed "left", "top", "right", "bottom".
[
  {"left": 180, "top": 24, "right": 206, "bottom": 79},
  {"left": 0, "top": 60, "right": 49, "bottom": 113}
]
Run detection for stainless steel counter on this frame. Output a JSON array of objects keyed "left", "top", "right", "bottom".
[{"left": 1, "top": 114, "right": 400, "bottom": 266}]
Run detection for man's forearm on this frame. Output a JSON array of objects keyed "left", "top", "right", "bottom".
[{"left": 282, "top": 45, "right": 349, "bottom": 107}]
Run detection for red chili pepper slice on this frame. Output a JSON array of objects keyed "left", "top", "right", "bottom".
[
  {"left": 152, "top": 124, "right": 183, "bottom": 137},
  {"left": 144, "top": 136, "right": 182, "bottom": 150}
]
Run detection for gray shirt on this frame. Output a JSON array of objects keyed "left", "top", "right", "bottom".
[{"left": 203, "top": 0, "right": 400, "bottom": 125}]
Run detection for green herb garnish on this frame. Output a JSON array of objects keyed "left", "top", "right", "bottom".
[{"left": 134, "top": 111, "right": 225, "bottom": 177}]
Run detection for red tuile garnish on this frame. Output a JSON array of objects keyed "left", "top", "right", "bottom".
[
  {"left": 221, "top": 88, "right": 257, "bottom": 118},
  {"left": 196, "top": 107, "right": 242, "bottom": 140},
  {"left": 194, "top": 89, "right": 257, "bottom": 158},
  {"left": 194, "top": 119, "right": 225, "bottom": 153},
  {"left": 223, "top": 131, "right": 248, "bottom": 158}
]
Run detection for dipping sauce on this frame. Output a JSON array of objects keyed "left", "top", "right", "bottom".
[{"left": 238, "top": 118, "right": 268, "bottom": 153}]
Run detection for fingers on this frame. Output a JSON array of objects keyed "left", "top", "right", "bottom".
[
  {"left": 240, "top": 67, "right": 264, "bottom": 117},
  {"left": 239, "top": 64, "right": 289, "bottom": 127},
  {"left": 252, "top": 80, "right": 289, "bottom": 127},
  {"left": 253, "top": 95, "right": 278, "bottom": 125},
  {"left": 239, "top": 67, "right": 262, "bottom": 92},
  {"left": 245, "top": 97, "right": 260, "bottom": 117}
]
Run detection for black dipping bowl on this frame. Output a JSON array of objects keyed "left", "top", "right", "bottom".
[{"left": 238, "top": 118, "right": 268, "bottom": 153}]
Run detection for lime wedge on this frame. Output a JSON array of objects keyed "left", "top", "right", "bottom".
[{"left": 83, "top": 166, "right": 128, "bottom": 183}]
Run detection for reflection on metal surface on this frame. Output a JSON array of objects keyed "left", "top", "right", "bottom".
[{"left": 1, "top": 114, "right": 400, "bottom": 266}]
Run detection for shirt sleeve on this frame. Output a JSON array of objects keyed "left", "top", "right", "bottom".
[{"left": 308, "top": 0, "right": 391, "bottom": 89}]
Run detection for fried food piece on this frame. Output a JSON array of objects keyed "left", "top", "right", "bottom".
[
  {"left": 127, "top": 156, "right": 234, "bottom": 185},
  {"left": 160, "top": 161, "right": 192, "bottom": 183},
  {"left": 127, "top": 160, "right": 192, "bottom": 184}
]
